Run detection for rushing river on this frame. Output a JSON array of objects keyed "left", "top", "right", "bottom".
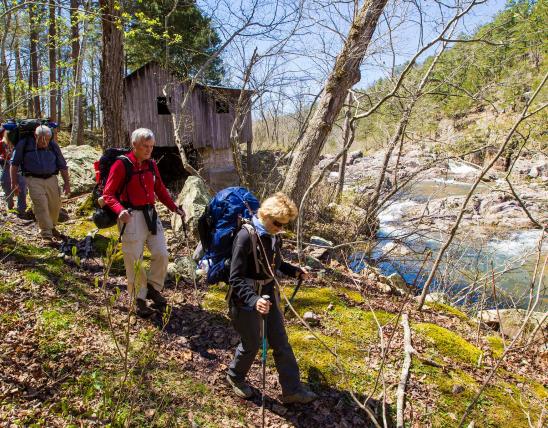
[{"left": 350, "top": 178, "right": 547, "bottom": 310}]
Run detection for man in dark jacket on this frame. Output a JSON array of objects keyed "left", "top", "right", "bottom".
[
  {"left": 226, "top": 192, "right": 317, "bottom": 404},
  {"left": 10, "top": 125, "right": 69, "bottom": 242}
]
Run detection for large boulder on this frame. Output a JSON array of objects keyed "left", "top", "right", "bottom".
[
  {"left": 528, "top": 162, "right": 548, "bottom": 179},
  {"left": 476, "top": 309, "right": 546, "bottom": 339},
  {"left": 61, "top": 144, "right": 101, "bottom": 195},
  {"left": 171, "top": 176, "right": 212, "bottom": 238}
]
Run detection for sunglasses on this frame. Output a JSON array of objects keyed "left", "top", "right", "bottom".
[{"left": 272, "top": 219, "right": 288, "bottom": 228}]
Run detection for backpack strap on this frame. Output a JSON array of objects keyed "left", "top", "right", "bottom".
[
  {"left": 117, "top": 155, "right": 134, "bottom": 206},
  {"left": 225, "top": 223, "right": 261, "bottom": 306},
  {"left": 241, "top": 223, "right": 260, "bottom": 275}
]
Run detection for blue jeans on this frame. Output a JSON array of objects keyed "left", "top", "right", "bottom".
[{"left": 1, "top": 160, "right": 27, "bottom": 214}]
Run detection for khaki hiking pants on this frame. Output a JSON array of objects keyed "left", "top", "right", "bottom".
[
  {"left": 26, "top": 175, "right": 61, "bottom": 238},
  {"left": 118, "top": 210, "right": 169, "bottom": 306}
]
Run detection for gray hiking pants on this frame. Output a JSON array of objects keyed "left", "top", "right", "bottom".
[{"left": 227, "top": 296, "right": 301, "bottom": 396}]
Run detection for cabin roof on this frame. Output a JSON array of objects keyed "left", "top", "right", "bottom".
[{"left": 124, "top": 61, "right": 253, "bottom": 94}]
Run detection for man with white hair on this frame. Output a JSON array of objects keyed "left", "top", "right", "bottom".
[
  {"left": 10, "top": 125, "right": 70, "bottom": 242},
  {"left": 103, "top": 128, "right": 185, "bottom": 318}
]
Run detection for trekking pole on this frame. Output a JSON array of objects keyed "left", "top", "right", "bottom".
[
  {"left": 261, "top": 294, "right": 270, "bottom": 428},
  {"left": 284, "top": 277, "right": 303, "bottom": 315},
  {"left": 118, "top": 208, "right": 133, "bottom": 243},
  {"left": 178, "top": 204, "right": 187, "bottom": 239}
]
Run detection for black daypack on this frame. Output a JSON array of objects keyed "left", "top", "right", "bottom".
[
  {"left": 4, "top": 119, "right": 53, "bottom": 145},
  {"left": 91, "top": 148, "right": 155, "bottom": 229}
]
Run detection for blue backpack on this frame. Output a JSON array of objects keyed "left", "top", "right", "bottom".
[{"left": 198, "top": 187, "right": 260, "bottom": 284}]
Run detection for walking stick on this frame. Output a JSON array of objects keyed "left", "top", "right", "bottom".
[
  {"left": 261, "top": 294, "right": 270, "bottom": 428},
  {"left": 284, "top": 277, "right": 303, "bottom": 315}
]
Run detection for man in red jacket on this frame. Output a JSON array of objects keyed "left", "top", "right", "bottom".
[{"left": 103, "top": 128, "right": 185, "bottom": 318}]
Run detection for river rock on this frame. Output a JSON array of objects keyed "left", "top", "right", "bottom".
[
  {"left": 387, "top": 273, "right": 415, "bottom": 296},
  {"left": 318, "top": 156, "right": 338, "bottom": 171},
  {"left": 167, "top": 256, "right": 197, "bottom": 281},
  {"left": 420, "top": 292, "right": 449, "bottom": 304},
  {"left": 303, "top": 311, "right": 320, "bottom": 326},
  {"left": 306, "top": 246, "right": 329, "bottom": 260},
  {"left": 382, "top": 241, "right": 412, "bottom": 256},
  {"left": 476, "top": 309, "right": 547, "bottom": 339},
  {"left": 171, "top": 176, "right": 211, "bottom": 238},
  {"left": 305, "top": 255, "right": 324, "bottom": 269},
  {"left": 528, "top": 162, "right": 548, "bottom": 179},
  {"left": 310, "top": 236, "right": 334, "bottom": 247},
  {"left": 62, "top": 144, "right": 101, "bottom": 195},
  {"left": 346, "top": 150, "right": 363, "bottom": 165}
]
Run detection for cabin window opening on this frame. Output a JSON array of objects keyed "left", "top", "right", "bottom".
[
  {"left": 215, "top": 100, "right": 229, "bottom": 114},
  {"left": 157, "top": 96, "right": 171, "bottom": 115}
]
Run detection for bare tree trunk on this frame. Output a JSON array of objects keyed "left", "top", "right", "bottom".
[
  {"left": 99, "top": 0, "right": 125, "bottom": 148},
  {"left": 71, "top": 1, "right": 89, "bottom": 146},
  {"left": 48, "top": 0, "right": 57, "bottom": 121},
  {"left": 29, "top": 3, "right": 41, "bottom": 117},
  {"left": 0, "top": 0, "right": 13, "bottom": 115},
  {"left": 283, "top": 0, "right": 388, "bottom": 204},
  {"left": 56, "top": 2, "right": 62, "bottom": 125},
  {"left": 14, "top": 14, "right": 23, "bottom": 117},
  {"left": 229, "top": 48, "right": 258, "bottom": 188},
  {"left": 90, "top": 54, "right": 95, "bottom": 130},
  {"left": 337, "top": 94, "right": 354, "bottom": 202}
]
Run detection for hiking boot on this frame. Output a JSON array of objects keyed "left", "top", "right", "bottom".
[
  {"left": 52, "top": 228, "right": 67, "bottom": 240},
  {"left": 17, "top": 211, "right": 32, "bottom": 220},
  {"left": 147, "top": 285, "right": 167, "bottom": 311},
  {"left": 281, "top": 387, "right": 318, "bottom": 404},
  {"left": 41, "top": 235, "right": 58, "bottom": 247},
  {"left": 226, "top": 374, "right": 254, "bottom": 399},
  {"left": 135, "top": 299, "right": 155, "bottom": 318}
]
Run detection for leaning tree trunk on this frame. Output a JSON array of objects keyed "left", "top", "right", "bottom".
[
  {"left": 282, "top": 0, "right": 388, "bottom": 205},
  {"left": 99, "top": 0, "right": 125, "bottom": 148}
]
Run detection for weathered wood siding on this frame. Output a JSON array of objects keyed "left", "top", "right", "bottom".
[{"left": 123, "top": 62, "right": 252, "bottom": 150}]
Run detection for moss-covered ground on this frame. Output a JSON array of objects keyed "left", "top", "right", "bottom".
[
  {"left": 203, "top": 279, "right": 547, "bottom": 427},
  {"left": 1, "top": 217, "right": 546, "bottom": 427}
]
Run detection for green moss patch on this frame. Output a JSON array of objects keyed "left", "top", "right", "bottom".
[
  {"left": 24, "top": 270, "right": 49, "bottom": 285},
  {"left": 487, "top": 335, "right": 505, "bottom": 359},
  {"left": 414, "top": 322, "right": 482, "bottom": 365},
  {"left": 426, "top": 302, "right": 469, "bottom": 320},
  {"left": 202, "top": 283, "right": 230, "bottom": 314}
]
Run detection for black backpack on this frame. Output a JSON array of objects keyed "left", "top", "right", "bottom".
[
  {"left": 3, "top": 119, "right": 54, "bottom": 145},
  {"left": 91, "top": 148, "right": 156, "bottom": 229}
]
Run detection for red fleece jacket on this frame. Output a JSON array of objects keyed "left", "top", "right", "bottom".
[{"left": 103, "top": 151, "right": 178, "bottom": 216}]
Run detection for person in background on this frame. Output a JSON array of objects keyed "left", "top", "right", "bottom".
[
  {"left": 0, "top": 127, "right": 27, "bottom": 217},
  {"left": 10, "top": 125, "right": 70, "bottom": 243}
]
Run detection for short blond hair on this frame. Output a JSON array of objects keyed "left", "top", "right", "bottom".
[{"left": 258, "top": 192, "right": 298, "bottom": 223}]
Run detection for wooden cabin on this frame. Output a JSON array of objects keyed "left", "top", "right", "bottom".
[{"left": 123, "top": 62, "right": 253, "bottom": 190}]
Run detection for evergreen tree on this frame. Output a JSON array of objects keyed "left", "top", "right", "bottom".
[{"left": 124, "top": 0, "right": 223, "bottom": 83}]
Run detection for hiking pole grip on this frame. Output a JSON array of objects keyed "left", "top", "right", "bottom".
[
  {"left": 261, "top": 294, "right": 270, "bottom": 428},
  {"left": 118, "top": 208, "right": 132, "bottom": 243},
  {"left": 284, "top": 277, "right": 303, "bottom": 315},
  {"left": 178, "top": 204, "right": 188, "bottom": 238}
]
